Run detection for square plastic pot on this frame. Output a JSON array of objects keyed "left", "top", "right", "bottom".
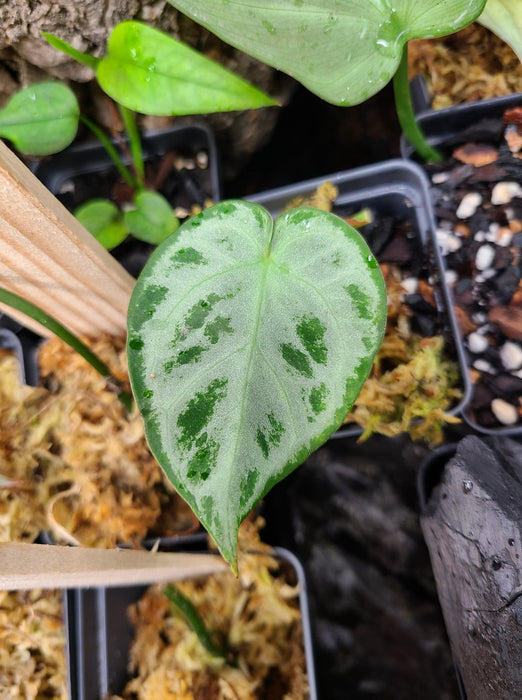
[
  {"left": 401, "top": 92, "right": 522, "bottom": 435},
  {"left": 248, "top": 158, "right": 471, "bottom": 438},
  {"left": 31, "top": 123, "right": 222, "bottom": 278},
  {"left": 66, "top": 547, "right": 317, "bottom": 700}
]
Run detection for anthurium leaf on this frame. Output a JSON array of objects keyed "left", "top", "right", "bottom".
[
  {"left": 124, "top": 190, "right": 180, "bottom": 245},
  {"left": 127, "top": 200, "right": 386, "bottom": 568},
  {"left": 96, "top": 21, "right": 278, "bottom": 116},
  {"left": 0, "top": 82, "right": 79, "bottom": 155},
  {"left": 478, "top": 0, "right": 522, "bottom": 62},
  {"left": 167, "top": 0, "right": 486, "bottom": 106},
  {"left": 74, "top": 199, "right": 129, "bottom": 250},
  {"left": 42, "top": 32, "right": 100, "bottom": 71}
]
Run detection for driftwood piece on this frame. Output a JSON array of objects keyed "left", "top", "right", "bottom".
[
  {"left": 0, "top": 140, "right": 134, "bottom": 338},
  {"left": 421, "top": 435, "right": 522, "bottom": 699}
]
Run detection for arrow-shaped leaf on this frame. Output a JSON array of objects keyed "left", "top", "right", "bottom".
[
  {"left": 127, "top": 201, "right": 386, "bottom": 568},
  {"left": 0, "top": 82, "right": 79, "bottom": 155},
  {"left": 167, "top": 0, "right": 486, "bottom": 106},
  {"left": 96, "top": 21, "right": 277, "bottom": 116}
]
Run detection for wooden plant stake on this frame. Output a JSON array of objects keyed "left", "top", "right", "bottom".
[
  {"left": 421, "top": 435, "right": 522, "bottom": 699},
  {"left": 0, "top": 542, "right": 227, "bottom": 590},
  {"left": 0, "top": 140, "right": 134, "bottom": 338}
]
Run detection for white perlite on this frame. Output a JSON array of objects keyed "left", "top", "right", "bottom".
[
  {"left": 499, "top": 341, "right": 522, "bottom": 371},
  {"left": 475, "top": 244, "right": 495, "bottom": 271},
  {"left": 456, "top": 192, "right": 482, "bottom": 219},
  {"left": 491, "top": 182, "right": 522, "bottom": 205},
  {"left": 491, "top": 398, "right": 518, "bottom": 425},
  {"left": 467, "top": 332, "right": 489, "bottom": 355}
]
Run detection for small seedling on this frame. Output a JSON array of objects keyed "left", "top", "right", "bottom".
[{"left": 0, "top": 20, "right": 276, "bottom": 249}]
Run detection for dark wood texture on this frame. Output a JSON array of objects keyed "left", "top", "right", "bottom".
[{"left": 421, "top": 435, "right": 522, "bottom": 699}]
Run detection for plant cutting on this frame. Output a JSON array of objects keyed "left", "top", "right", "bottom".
[{"left": 0, "top": 20, "right": 275, "bottom": 249}]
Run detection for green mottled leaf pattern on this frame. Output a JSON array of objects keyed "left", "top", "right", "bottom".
[
  {"left": 127, "top": 201, "right": 386, "bottom": 567},
  {"left": 0, "top": 82, "right": 79, "bottom": 155},
  {"left": 167, "top": 0, "right": 486, "bottom": 106},
  {"left": 96, "top": 21, "right": 277, "bottom": 116}
]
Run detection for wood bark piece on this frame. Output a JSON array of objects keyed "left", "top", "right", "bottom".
[
  {"left": 421, "top": 435, "right": 522, "bottom": 699},
  {"left": 0, "top": 140, "right": 134, "bottom": 338},
  {"left": 0, "top": 542, "right": 227, "bottom": 590}
]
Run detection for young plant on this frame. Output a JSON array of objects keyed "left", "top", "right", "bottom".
[
  {"left": 0, "top": 20, "right": 276, "bottom": 249},
  {"left": 127, "top": 200, "right": 387, "bottom": 570},
  {"left": 165, "top": 0, "right": 490, "bottom": 161}
]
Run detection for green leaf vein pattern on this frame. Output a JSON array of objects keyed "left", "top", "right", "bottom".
[{"left": 127, "top": 201, "right": 386, "bottom": 566}]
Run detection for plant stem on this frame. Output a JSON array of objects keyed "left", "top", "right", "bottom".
[
  {"left": 119, "top": 106, "right": 146, "bottom": 185},
  {"left": 0, "top": 286, "right": 133, "bottom": 411},
  {"left": 392, "top": 44, "right": 443, "bottom": 163},
  {"left": 163, "top": 584, "right": 229, "bottom": 661},
  {"left": 80, "top": 115, "right": 140, "bottom": 190}
]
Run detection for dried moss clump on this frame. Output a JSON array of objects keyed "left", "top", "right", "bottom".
[
  {"left": 409, "top": 23, "right": 522, "bottom": 109},
  {"left": 109, "top": 519, "right": 310, "bottom": 700},
  {"left": 0, "top": 588, "right": 67, "bottom": 699},
  {"left": 0, "top": 338, "right": 195, "bottom": 547}
]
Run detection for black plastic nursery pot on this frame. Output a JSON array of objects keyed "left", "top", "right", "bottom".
[
  {"left": 66, "top": 547, "right": 317, "bottom": 700},
  {"left": 32, "top": 123, "right": 222, "bottom": 278},
  {"left": 249, "top": 158, "right": 470, "bottom": 440},
  {"left": 402, "top": 93, "right": 522, "bottom": 435}
]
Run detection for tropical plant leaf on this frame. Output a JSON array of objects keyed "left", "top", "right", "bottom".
[
  {"left": 478, "top": 0, "right": 522, "bottom": 62},
  {"left": 42, "top": 32, "right": 100, "bottom": 71},
  {"left": 74, "top": 199, "right": 129, "bottom": 250},
  {"left": 127, "top": 200, "right": 386, "bottom": 568},
  {"left": 167, "top": 0, "right": 486, "bottom": 106},
  {"left": 95, "top": 21, "right": 277, "bottom": 116},
  {"left": 124, "top": 190, "right": 180, "bottom": 245},
  {"left": 0, "top": 82, "right": 79, "bottom": 155}
]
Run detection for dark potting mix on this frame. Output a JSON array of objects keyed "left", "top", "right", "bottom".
[{"left": 427, "top": 105, "right": 522, "bottom": 430}]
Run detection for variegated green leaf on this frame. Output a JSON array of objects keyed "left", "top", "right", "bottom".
[
  {"left": 167, "top": 0, "right": 486, "bottom": 105},
  {"left": 127, "top": 201, "right": 386, "bottom": 568}
]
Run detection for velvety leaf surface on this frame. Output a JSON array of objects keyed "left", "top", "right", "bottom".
[
  {"left": 0, "top": 82, "right": 79, "bottom": 155},
  {"left": 74, "top": 199, "right": 129, "bottom": 250},
  {"left": 127, "top": 201, "right": 386, "bottom": 567},
  {"left": 167, "top": 0, "right": 486, "bottom": 105},
  {"left": 96, "top": 21, "right": 277, "bottom": 116}
]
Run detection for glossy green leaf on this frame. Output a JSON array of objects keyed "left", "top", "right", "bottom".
[
  {"left": 42, "top": 32, "right": 100, "bottom": 71},
  {"left": 127, "top": 201, "right": 386, "bottom": 568},
  {"left": 478, "top": 0, "right": 522, "bottom": 62},
  {"left": 96, "top": 21, "right": 277, "bottom": 116},
  {"left": 124, "top": 190, "right": 180, "bottom": 245},
  {"left": 74, "top": 199, "right": 129, "bottom": 250},
  {"left": 167, "top": 0, "right": 486, "bottom": 106},
  {"left": 0, "top": 82, "right": 79, "bottom": 155}
]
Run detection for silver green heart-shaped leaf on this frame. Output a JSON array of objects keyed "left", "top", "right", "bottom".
[
  {"left": 127, "top": 200, "right": 386, "bottom": 568},
  {"left": 167, "top": 0, "right": 486, "bottom": 105},
  {"left": 95, "top": 21, "right": 277, "bottom": 116},
  {"left": 0, "top": 82, "right": 79, "bottom": 155}
]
